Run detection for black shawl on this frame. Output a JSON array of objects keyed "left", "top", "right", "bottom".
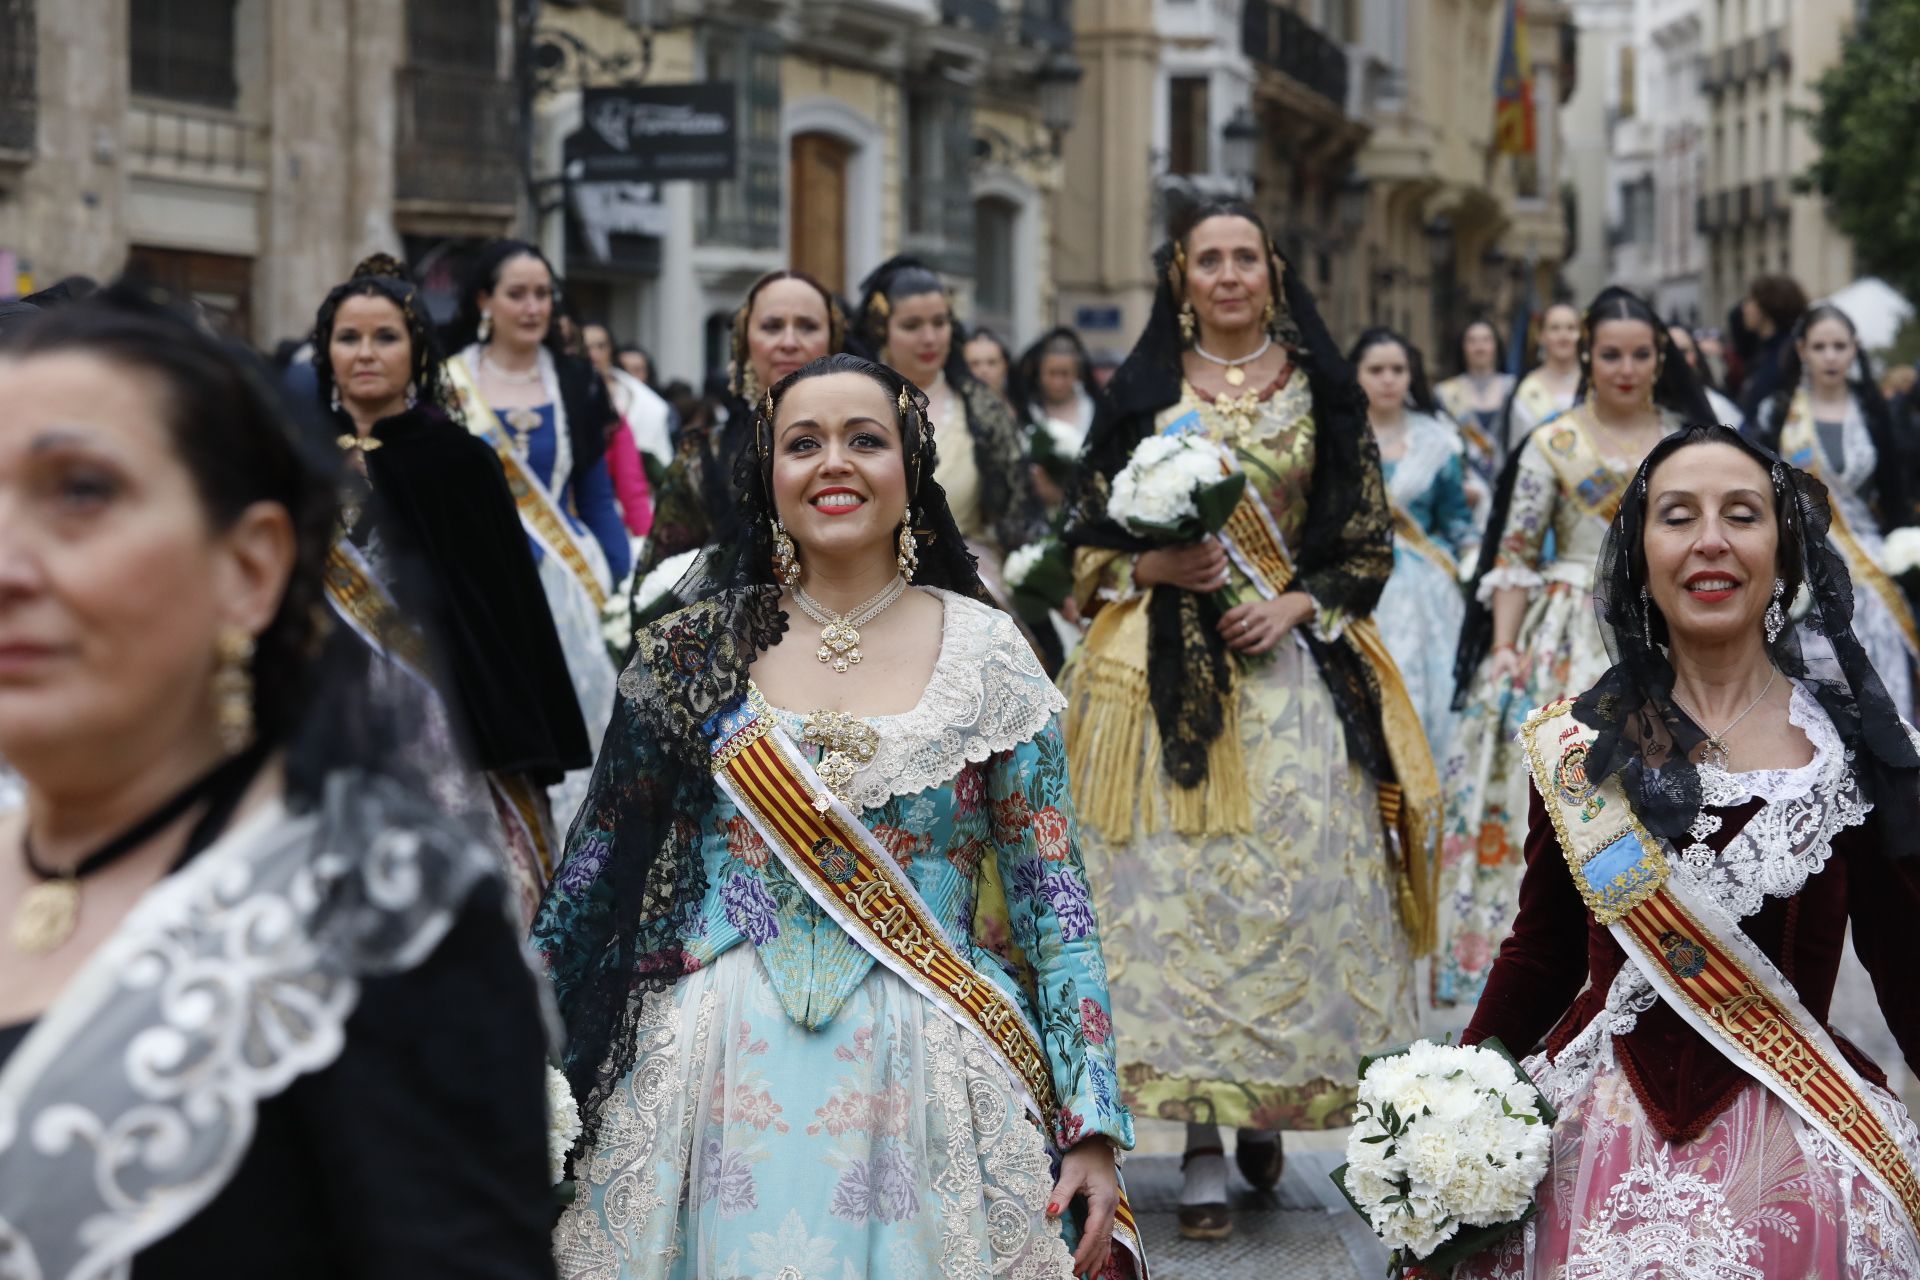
[{"left": 360, "top": 406, "right": 592, "bottom": 784}]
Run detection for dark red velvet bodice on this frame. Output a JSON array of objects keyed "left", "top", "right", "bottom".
[{"left": 1464, "top": 784, "right": 1920, "bottom": 1143}]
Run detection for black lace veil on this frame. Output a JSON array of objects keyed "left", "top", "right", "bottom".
[
  {"left": 1574, "top": 423, "right": 1920, "bottom": 846},
  {"left": 536, "top": 353, "right": 993, "bottom": 1151}
]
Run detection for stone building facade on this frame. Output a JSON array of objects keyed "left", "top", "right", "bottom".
[{"left": 0, "top": 0, "right": 520, "bottom": 347}]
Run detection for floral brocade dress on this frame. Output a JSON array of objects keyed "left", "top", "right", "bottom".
[
  {"left": 1378, "top": 413, "right": 1476, "bottom": 761},
  {"left": 545, "top": 591, "right": 1134, "bottom": 1280},
  {"left": 1068, "top": 376, "right": 1419, "bottom": 1132},
  {"left": 1436, "top": 407, "right": 1683, "bottom": 1004}
]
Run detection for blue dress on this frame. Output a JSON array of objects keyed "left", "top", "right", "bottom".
[
  {"left": 1376, "top": 413, "right": 1475, "bottom": 760},
  {"left": 498, "top": 401, "right": 632, "bottom": 585},
  {"left": 542, "top": 591, "right": 1134, "bottom": 1279}
]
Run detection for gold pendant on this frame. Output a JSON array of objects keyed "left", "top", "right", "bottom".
[
  {"left": 504, "top": 407, "right": 542, "bottom": 454},
  {"left": 802, "top": 711, "right": 881, "bottom": 811},
  {"left": 1698, "top": 737, "right": 1729, "bottom": 770},
  {"left": 815, "top": 618, "right": 863, "bottom": 673},
  {"left": 13, "top": 878, "right": 79, "bottom": 955},
  {"left": 1224, "top": 365, "right": 1246, "bottom": 387}
]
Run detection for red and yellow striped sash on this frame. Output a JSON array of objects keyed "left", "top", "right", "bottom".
[{"left": 710, "top": 708, "right": 1145, "bottom": 1272}]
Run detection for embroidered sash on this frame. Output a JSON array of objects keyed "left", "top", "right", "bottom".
[
  {"left": 1212, "top": 473, "right": 1442, "bottom": 955},
  {"left": 1391, "top": 505, "right": 1460, "bottom": 581},
  {"left": 1778, "top": 391, "right": 1920, "bottom": 659},
  {"left": 324, "top": 538, "right": 434, "bottom": 691},
  {"left": 1512, "top": 372, "right": 1568, "bottom": 434},
  {"left": 707, "top": 703, "right": 1146, "bottom": 1275},
  {"left": 444, "top": 355, "right": 610, "bottom": 611},
  {"left": 1533, "top": 408, "right": 1631, "bottom": 527},
  {"left": 1522, "top": 701, "right": 1920, "bottom": 1233}
]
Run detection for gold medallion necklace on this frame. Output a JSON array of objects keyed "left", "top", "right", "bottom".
[
  {"left": 800, "top": 711, "right": 882, "bottom": 812},
  {"left": 793, "top": 576, "right": 909, "bottom": 673}
]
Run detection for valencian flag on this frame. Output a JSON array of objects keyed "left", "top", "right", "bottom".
[{"left": 1494, "top": 0, "right": 1536, "bottom": 155}]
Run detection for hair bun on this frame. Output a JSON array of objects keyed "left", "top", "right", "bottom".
[{"left": 351, "top": 253, "right": 408, "bottom": 282}]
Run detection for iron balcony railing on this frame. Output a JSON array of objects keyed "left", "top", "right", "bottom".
[
  {"left": 394, "top": 65, "right": 520, "bottom": 208},
  {"left": 942, "top": 0, "right": 1002, "bottom": 35},
  {"left": 1242, "top": 0, "right": 1350, "bottom": 110},
  {"left": 1019, "top": 0, "right": 1072, "bottom": 49}
]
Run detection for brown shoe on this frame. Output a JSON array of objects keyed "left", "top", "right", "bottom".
[
  {"left": 1176, "top": 1201, "right": 1233, "bottom": 1240},
  {"left": 1235, "top": 1133, "right": 1285, "bottom": 1191}
]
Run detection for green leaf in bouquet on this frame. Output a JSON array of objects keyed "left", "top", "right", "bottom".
[
  {"left": 1122, "top": 514, "right": 1208, "bottom": 544},
  {"left": 1192, "top": 470, "right": 1248, "bottom": 533},
  {"left": 1013, "top": 544, "right": 1074, "bottom": 607}
]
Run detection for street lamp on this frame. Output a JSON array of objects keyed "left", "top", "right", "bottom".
[
  {"left": 1221, "top": 106, "right": 1259, "bottom": 193},
  {"left": 1037, "top": 50, "right": 1083, "bottom": 151}
]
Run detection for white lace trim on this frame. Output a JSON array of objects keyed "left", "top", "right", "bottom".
[
  {"left": 1383, "top": 412, "right": 1460, "bottom": 509},
  {"left": 765, "top": 588, "right": 1063, "bottom": 811},
  {"left": 1476, "top": 563, "right": 1545, "bottom": 602},
  {"left": 1693, "top": 681, "right": 1833, "bottom": 808}
]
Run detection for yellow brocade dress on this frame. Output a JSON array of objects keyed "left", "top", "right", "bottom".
[{"left": 1063, "top": 378, "right": 1418, "bottom": 1131}]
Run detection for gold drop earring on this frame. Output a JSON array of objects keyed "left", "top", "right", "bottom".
[
  {"left": 897, "top": 514, "right": 919, "bottom": 580},
  {"left": 771, "top": 516, "right": 801, "bottom": 586},
  {"left": 212, "top": 627, "right": 256, "bottom": 754}
]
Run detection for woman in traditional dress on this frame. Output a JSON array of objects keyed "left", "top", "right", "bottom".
[
  {"left": 1458, "top": 424, "right": 1920, "bottom": 1278},
  {"left": 442, "top": 240, "right": 623, "bottom": 827},
  {"left": 1350, "top": 327, "right": 1475, "bottom": 760},
  {"left": 313, "top": 254, "right": 592, "bottom": 922},
  {"left": 1439, "top": 287, "right": 1715, "bottom": 1006},
  {"left": 1753, "top": 304, "right": 1920, "bottom": 715},
  {"left": 963, "top": 325, "right": 1016, "bottom": 404},
  {"left": 1434, "top": 316, "right": 1511, "bottom": 489},
  {"left": 583, "top": 320, "right": 672, "bottom": 539},
  {"left": 1502, "top": 301, "right": 1583, "bottom": 450},
  {"left": 0, "top": 285, "right": 554, "bottom": 1275},
  {"left": 1669, "top": 322, "right": 1745, "bottom": 428},
  {"left": 537, "top": 353, "right": 1143, "bottom": 1279},
  {"left": 1059, "top": 198, "right": 1438, "bottom": 1239},
  {"left": 644, "top": 269, "right": 843, "bottom": 568},
  {"left": 1018, "top": 327, "right": 1101, "bottom": 512},
  {"left": 851, "top": 256, "right": 1043, "bottom": 570}
]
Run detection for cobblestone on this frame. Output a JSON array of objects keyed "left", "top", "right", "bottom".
[{"left": 1125, "top": 1151, "right": 1386, "bottom": 1279}]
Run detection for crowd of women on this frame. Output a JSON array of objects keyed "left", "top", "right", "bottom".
[{"left": 0, "top": 197, "right": 1913, "bottom": 1280}]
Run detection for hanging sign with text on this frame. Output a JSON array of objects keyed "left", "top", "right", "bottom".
[{"left": 575, "top": 84, "right": 737, "bottom": 183}]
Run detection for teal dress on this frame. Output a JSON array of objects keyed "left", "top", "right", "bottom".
[{"left": 544, "top": 589, "right": 1134, "bottom": 1280}]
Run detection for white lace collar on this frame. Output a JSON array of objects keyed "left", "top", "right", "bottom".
[
  {"left": 1694, "top": 680, "right": 1835, "bottom": 808},
  {"left": 1677, "top": 682, "right": 1871, "bottom": 921},
  {"left": 759, "top": 587, "right": 1063, "bottom": 810},
  {"left": 1383, "top": 412, "right": 1460, "bottom": 507}
]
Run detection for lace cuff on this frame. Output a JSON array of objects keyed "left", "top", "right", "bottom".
[
  {"left": 1475, "top": 563, "right": 1545, "bottom": 603},
  {"left": 1304, "top": 593, "right": 1351, "bottom": 644}
]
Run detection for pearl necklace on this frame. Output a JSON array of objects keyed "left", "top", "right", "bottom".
[
  {"left": 793, "top": 576, "right": 909, "bottom": 673},
  {"left": 1192, "top": 335, "right": 1273, "bottom": 387},
  {"left": 480, "top": 351, "right": 543, "bottom": 384}
]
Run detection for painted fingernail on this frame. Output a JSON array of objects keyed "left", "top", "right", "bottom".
[{"left": 1047, "top": 1201, "right": 1060, "bottom": 1216}]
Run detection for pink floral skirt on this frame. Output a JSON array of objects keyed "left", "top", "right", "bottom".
[{"left": 1458, "top": 1051, "right": 1920, "bottom": 1278}]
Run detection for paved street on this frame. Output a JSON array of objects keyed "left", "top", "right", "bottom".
[{"left": 1125, "top": 1127, "right": 1387, "bottom": 1279}]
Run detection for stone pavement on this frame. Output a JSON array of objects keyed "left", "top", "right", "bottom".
[{"left": 1123, "top": 1126, "right": 1387, "bottom": 1280}]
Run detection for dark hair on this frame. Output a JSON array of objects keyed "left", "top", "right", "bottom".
[
  {"left": 728, "top": 269, "right": 844, "bottom": 399},
  {"left": 1575, "top": 286, "right": 1709, "bottom": 419},
  {"left": 850, "top": 256, "right": 952, "bottom": 362},
  {"left": 1747, "top": 274, "right": 1809, "bottom": 335},
  {"left": 446, "top": 239, "right": 564, "bottom": 354},
  {"left": 309, "top": 254, "right": 453, "bottom": 422},
  {"left": 1015, "top": 326, "right": 1098, "bottom": 421},
  {"left": 1454, "top": 317, "right": 1503, "bottom": 377},
  {"left": 4, "top": 282, "right": 338, "bottom": 765},
  {"left": 1347, "top": 326, "right": 1438, "bottom": 414}
]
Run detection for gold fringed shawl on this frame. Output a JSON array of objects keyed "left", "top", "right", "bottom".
[{"left": 1062, "top": 567, "right": 1252, "bottom": 839}]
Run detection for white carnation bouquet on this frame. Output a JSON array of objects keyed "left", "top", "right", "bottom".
[
  {"left": 1335, "top": 1038, "right": 1553, "bottom": 1276},
  {"left": 1882, "top": 526, "right": 1920, "bottom": 578},
  {"left": 602, "top": 547, "right": 703, "bottom": 662},
  {"left": 546, "top": 1062, "right": 583, "bottom": 1197},
  {"left": 1105, "top": 432, "right": 1246, "bottom": 545}
]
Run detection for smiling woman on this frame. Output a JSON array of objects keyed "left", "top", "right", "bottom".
[
  {"left": 1454, "top": 424, "right": 1920, "bottom": 1278},
  {"left": 536, "top": 352, "right": 1147, "bottom": 1280}
]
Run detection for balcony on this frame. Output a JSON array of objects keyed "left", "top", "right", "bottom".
[
  {"left": 0, "top": 0, "right": 32, "bottom": 160},
  {"left": 394, "top": 65, "right": 520, "bottom": 211},
  {"left": 125, "top": 98, "right": 264, "bottom": 177},
  {"left": 1697, "top": 194, "right": 1717, "bottom": 232},
  {"left": 1698, "top": 52, "right": 1721, "bottom": 96},
  {"left": 1242, "top": 0, "right": 1349, "bottom": 111},
  {"left": 1760, "top": 177, "right": 1787, "bottom": 221},
  {"left": 1716, "top": 190, "right": 1731, "bottom": 226},
  {"left": 1019, "top": 0, "right": 1072, "bottom": 49},
  {"left": 1765, "top": 27, "right": 1789, "bottom": 76},
  {"left": 941, "top": 0, "right": 1002, "bottom": 35},
  {"left": 1736, "top": 183, "right": 1752, "bottom": 223}
]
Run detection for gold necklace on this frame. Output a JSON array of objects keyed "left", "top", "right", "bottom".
[
  {"left": 800, "top": 710, "right": 882, "bottom": 812},
  {"left": 793, "top": 576, "right": 909, "bottom": 673},
  {"left": 502, "top": 407, "right": 543, "bottom": 455},
  {"left": 1670, "top": 668, "right": 1778, "bottom": 770}
]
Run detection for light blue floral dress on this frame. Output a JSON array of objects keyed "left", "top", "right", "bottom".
[
  {"left": 547, "top": 590, "right": 1134, "bottom": 1280},
  {"left": 1376, "top": 413, "right": 1476, "bottom": 760}
]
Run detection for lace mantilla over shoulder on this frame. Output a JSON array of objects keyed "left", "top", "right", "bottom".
[
  {"left": 779, "top": 588, "right": 1064, "bottom": 812},
  {"left": 0, "top": 772, "right": 508, "bottom": 1280},
  {"left": 1676, "top": 681, "right": 1872, "bottom": 921}
]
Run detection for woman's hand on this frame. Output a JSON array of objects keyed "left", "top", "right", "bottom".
[
  {"left": 1133, "top": 540, "right": 1230, "bottom": 593},
  {"left": 1217, "top": 592, "right": 1314, "bottom": 655},
  {"left": 1050, "top": 1138, "right": 1120, "bottom": 1278},
  {"left": 1488, "top": 644, "right": 1526, "bottom": 684}
]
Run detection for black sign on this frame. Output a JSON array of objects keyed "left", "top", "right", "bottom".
[{"left": 574, "top": 84, "right": 738, "bottom": 183}]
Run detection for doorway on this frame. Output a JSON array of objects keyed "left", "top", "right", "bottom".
[{"left": 789, "top": 131, "right": 851, "bottom": 295}]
